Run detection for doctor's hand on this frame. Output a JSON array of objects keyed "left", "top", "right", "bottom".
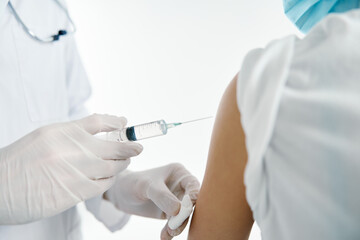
[
  {"left": 0, "top": 114, "right": 143, "bottom": 224},
  {"left": 104, "top": 163, "right": 200, "bottom": 240}
]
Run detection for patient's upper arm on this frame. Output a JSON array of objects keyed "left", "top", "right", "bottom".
[{"left": 188, "top": 75, "right": 253, "bottom": 240}]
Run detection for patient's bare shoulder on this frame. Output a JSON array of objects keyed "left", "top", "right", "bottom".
[{"left": 188, "top": 75, "right": 253, "bottom": 240}]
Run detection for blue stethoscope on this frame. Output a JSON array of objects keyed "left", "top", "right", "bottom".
[{"left": 8, "top": 0, "right": 76, "bottom": 43}]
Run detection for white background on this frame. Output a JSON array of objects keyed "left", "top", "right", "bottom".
[{"left": 66, "top": 0, "right": 299, "bottom": 239}]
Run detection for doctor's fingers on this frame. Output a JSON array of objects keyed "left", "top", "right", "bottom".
[
  {"left": 74, "top": 154, "right": 131, "bottom": 180},
  {"left": 146, "top": 182, "right": 181, "bottom": 218},
  {"left": 75, "top": 114, "right": 127, "bottom": 135},
  {"left": 86, "top": 138, "right": 143, "bottom": 160},
  {"left": 166, "top": 164, "right": 200, "bottom": 202},
  {"left": 161, "top": 218, "right": 189, "bottom": 240},
  {"left": 55, "top": 161, "right": 118, "bottom": 202},
  {"left": 77, "top": 176, "right": 116, "bottom": 201},
  {"left": 179, "top": 175, "right": 200, "bottom": 203}
]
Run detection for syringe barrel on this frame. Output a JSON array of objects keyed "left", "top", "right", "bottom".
[{"left": 117, "top": 120, "right": 168, "bottom": 141}]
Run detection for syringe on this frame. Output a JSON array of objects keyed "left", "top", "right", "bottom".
[{"left": 103, "top": 117, "right": 212, "bottom": 142}]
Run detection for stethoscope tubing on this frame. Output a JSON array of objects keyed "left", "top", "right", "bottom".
[{"left": 7, "top": 0, "right": 76, "bottom": 43}]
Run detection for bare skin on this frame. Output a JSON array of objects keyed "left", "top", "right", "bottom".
[{"left": 188, "top": 75, "right": 253, "bottom": 240}]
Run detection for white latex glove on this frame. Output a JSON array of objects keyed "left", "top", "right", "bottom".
[
  {"left": 104, "top": 163, "right": 200, "bottom": 240},
  {"left": 0, "top": 114, "right": 143, "bottom": 224}
]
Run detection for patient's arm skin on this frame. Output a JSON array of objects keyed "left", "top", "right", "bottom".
[{"left": 188, "top": 75, "right": 253, "bottom": 240}]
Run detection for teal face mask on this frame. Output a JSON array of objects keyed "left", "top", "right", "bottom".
[{"left": 283, "top": 0, "right": 360, "bottom": 33}]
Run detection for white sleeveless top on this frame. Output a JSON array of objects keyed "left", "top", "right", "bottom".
[{"left": 237, "top": 9, "right": 360, "bottom": 240}]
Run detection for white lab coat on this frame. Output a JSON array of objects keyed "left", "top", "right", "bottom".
[
  {"left": 0, "top": 0, "right": 130, "bottom": 239},
  {"left": 237, "top": 9, "right": 360, "bottom": 240}
]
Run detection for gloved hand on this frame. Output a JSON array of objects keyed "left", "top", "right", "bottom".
[
  {"left": 104, "top": 163, "right": 200, "bottom": 240},
  {"left": 0, "top": 114, "right": 143, "bottom": 224}
]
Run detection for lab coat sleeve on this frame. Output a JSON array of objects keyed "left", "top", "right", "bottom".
[{"left": 65, "top": 36, "right": 131, "bottom": 231}]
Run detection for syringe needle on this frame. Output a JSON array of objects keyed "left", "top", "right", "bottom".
[
  {"left": 167, "top": 116, "right": 212, "bottom": 129},
  {"left": 180, "top": 116, "right": 213, "bottom": 125}
]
